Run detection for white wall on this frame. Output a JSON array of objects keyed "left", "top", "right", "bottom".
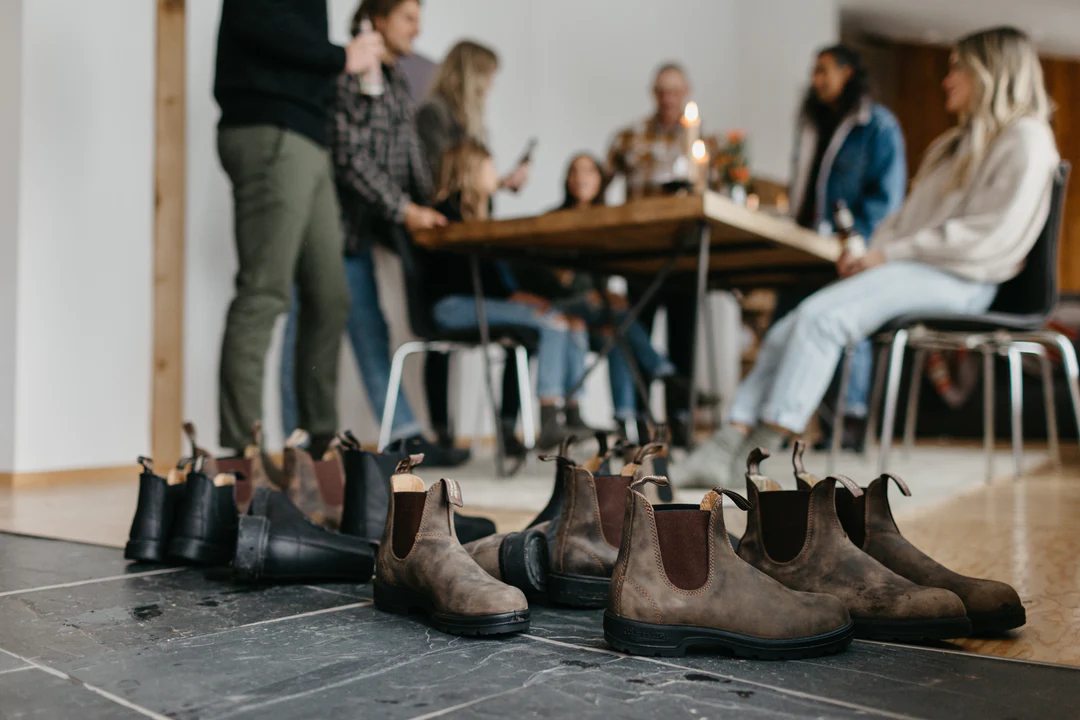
[
  {"left": 0, "top": 0, "right": 23, "bottom": 472},
  {"left": 7, "top": 0, "right": 155, "bottom": 472},
  {"left": 182, "top": 0, "right": 841, "bottom": 454}
]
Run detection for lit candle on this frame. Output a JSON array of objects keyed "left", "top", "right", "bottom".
[
  {"left": 691, "top": 139, "right": 708, "bottom": 193},
  {"left": 682, "top": 101, "right": 701, "bottom": 159}
]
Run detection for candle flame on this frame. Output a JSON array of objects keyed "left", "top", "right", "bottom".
[
  {"left": 691, "top": 139, "right": 707, "bottom": 161},
  {"left": 684, "top": 101, "right": 699, "bottom": 123}
]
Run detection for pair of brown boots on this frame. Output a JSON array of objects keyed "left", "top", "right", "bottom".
[{"left": 738, "top": 442, "right": 1026, "bottom": 638}]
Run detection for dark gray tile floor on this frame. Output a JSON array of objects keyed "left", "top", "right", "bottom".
[{"left": 1, "top": 531, "right": 1076, "bottom": 720}]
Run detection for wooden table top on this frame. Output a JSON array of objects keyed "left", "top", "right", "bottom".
[{"left": 413, "top": 191, "right": 842, "bottom": 289}]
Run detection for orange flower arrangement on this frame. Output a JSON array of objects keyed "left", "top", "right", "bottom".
[{"left": 713, "top": 130, "right": 751, "bottom": 189}]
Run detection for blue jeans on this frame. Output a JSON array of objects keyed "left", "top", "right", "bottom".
[
  {"left": 555, "top": 298, "right": 675, "bottom": 419},
  {"left": 433, "top": 295, "right": 587, "bottom": 401},
  {"left": 729, "top": 262, "right": 997, "bottom": 433},
  {"left": 845, "top": 340, "right": 873, "bottom": 418},
  {"left": 281, "top": 251, "right": 422, "bottom": 441}
]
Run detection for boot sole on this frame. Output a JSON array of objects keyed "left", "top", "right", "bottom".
[
  {"left": 547, "top": 572, "right": 610, "bottom": 608},
  {"left": 124, "top": 539, "right": 168, "bottom": 564},
  {"left": 604, "top": 613, "right": 855, "bottom": 659},
  {"left": 168, "top": 536, "right": 235, "bottom": 566},
  {"left": 969, "top": 606, "right": 1026, "bottom": 635},
  {"left": 500, "top": 530, "right": 549, "bottom": 596},
  {"left": 374, "top": 580, "right": 529, "bottom": 635},
  {"left": 233, "top": 515, "right": 270, "bottom": 581},
  {"left": 854, "top": 615, "right": 972, "bottom": 641}
]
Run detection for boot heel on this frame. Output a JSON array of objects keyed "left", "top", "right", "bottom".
[
  {"left": 124, "top": 538, "right": 168, "bottom": 564},
  {"left": 233, "top": 516, "right": 270, "bottom": 581},
  {"left": 603, "top": 613, "right": 687, "bottom": 657},
  {"left": 500, "top": 529, "right": 549, "bottom": 595},
  {"left": 547, "top": 572, "right": 610, "bottom": 608},
  {"left": 373, "top": 580, "right": 428, "bottom": 616}
]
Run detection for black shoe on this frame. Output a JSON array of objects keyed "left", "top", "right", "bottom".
[
  {"left": 234, "top": 487, "right": 376, "bottom": 583},
  {"left": 394, "top": 435, "right": 470, "bottom": 468},
  {"left": 167, "top": 458, "right": 240, "bottom": 566},
  {"left": 125, "top": 457, "right": 185, "bottom": 563},
  {"left": 500, "top": 428, "right": 528, "bottom": 458}
]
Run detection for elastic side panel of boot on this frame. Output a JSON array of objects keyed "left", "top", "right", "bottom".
[
  {"left": 593, "top": 476, "right": 632, "bottom": 547},
  {"left": 653, "top": 507, "right": 710, "bottom": 590},
  {"left": 392, "top": 492, "right": 427, "bottom": 558},
  {"left": 758, "top": 491, "right": 810, "bottom": 563},
  {"left": 312, "top": 459, "right": 345, "bottom": 506},
  {"left": 833, "top": 489, "right": 866, "bottom": 548},
  {"left": 216, "top": 457, "right": 253, "bottom": 507}
]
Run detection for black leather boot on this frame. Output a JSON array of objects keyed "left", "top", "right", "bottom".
[
  {"left": 234, "top": 487, "right": 376, "bottom": 583},
  {"left": 167, "top": 457, "right": 240, "bottom": 566},
  {"left": 125, "top": 457, "right": 186, "bottom": 563},
  {"left": 338, "top": 438, "right": 497, "bottom": 544}
]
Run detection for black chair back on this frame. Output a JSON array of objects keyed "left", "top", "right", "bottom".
[
  {"left": 386, "top": 226, "right": 441, "bottom": 341},
  {"left": 988, "top": 161, "right": 1070, "bottom": 319}
]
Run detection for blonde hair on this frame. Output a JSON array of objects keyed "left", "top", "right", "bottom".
[
  {"left": 436, "top": 140, "right": 493, "bottom": 221},
  {"left": 919, "top": 26, "right": 1052, "bottom": 190},
  {"left": 429, "top": 40, "right": 499, "bottom": 142}
]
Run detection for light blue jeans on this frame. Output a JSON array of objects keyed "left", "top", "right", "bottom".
[
  {"left": 729, "top": 262, "right": 998, "bottom": 433},
  {"left": 433, "top": 295, "right": 588, "bottom": 401},
  {"left": 281, "top": 251, "right": 422, "bottom": 441}
]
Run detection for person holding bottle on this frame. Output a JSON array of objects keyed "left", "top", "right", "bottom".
[
  {"left": 675, "top": 27, "right": 1059, "bottom": 488},
  {"left": 773, "top": 44, "right": 908, "bottom": 451}
]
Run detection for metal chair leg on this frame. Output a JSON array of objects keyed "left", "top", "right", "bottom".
[
  {"left": 1049, "top": 332, "right": 1080, "bottom": 450},
  {"left": 828, "top": 344, "right": 855, "bottom": 475},
  {"left": 878, "top": 329, "right": 909, "bottom": 474},
  {"left": 378, "top": 341, "right": 427, "bottom": 452},
  {"left": 982, "top": 346, "right": 995, "bottom": 483},
  {"left": 864, "top": 344, "right": 889, "bottom": 453},
  {"left": 903, "top": 348, "right": 928, "bottom": 454},
  {"left": 1039, "top": 351, "right": 1061, "bottom": 469},
  {"left": 1007, "top": 345, "right": 1024, "bottom": 479},
  {"left": 514, "top": 345, "right": 536, "bottom": 452}
]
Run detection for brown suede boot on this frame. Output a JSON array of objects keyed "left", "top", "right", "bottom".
[
  {"left": 605, "top": 475, "right": 853, "bottom": 658},
  {"left": 790, "top": 443, "right": 1024, "bottom": 635},
  {"left": 374, "top": 455, "right": 530, "bottom": 635},
  {"left": 737, "top": 447, "right": 971, "bottom": 641},
  {"left": 281, "top": 430, "right": 345, "bottom": 528},
  {"left": 206, "top": 421, "right": 278, "bottom": 512},
  {"left": 547, "top": 444, "right": 661, "bottom": 607}
]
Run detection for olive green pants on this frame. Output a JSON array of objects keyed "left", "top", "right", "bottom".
[{"left": 217, "top": 126, "right": 350, "bottom": 451}]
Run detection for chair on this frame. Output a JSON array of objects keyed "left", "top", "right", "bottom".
[
  {"left": 829, "top": 162, "right": 1076, "bottom": 480},
  {"left": 377, "top": 228, "right": 540, "bottom": 455}
]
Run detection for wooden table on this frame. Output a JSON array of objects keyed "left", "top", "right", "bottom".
[{"left": 414, "top": 191, "right": 841, "bottom": 289}]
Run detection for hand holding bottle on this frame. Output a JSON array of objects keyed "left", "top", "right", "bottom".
[{"left": 345, "top": 21, "right": 384, "bottom": 78}]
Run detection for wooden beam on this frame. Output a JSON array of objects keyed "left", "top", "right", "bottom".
[{"left": 152, "top": 0, "right": 186, "bottom": 469}]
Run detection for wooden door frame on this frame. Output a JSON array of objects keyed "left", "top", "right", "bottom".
[{"left": 152, "top": 0, "right": 186, "bottom": 469}]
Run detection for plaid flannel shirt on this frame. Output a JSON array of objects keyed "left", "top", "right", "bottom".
[
  {"left": 608, "top": 115, "right": 722, "bottom": 199},
  {"left": 332, "top": 63, "right": 433, "bottom": 254}
]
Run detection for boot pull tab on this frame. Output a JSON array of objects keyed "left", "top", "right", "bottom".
[
  {"left": 395, "top": 453, "right": 425, "bottom": 475},
  {"left": 558, "top": 435, "right": 576, "bottom": 458},
  {"left": 137, "top": 456, "right": 154, "bottom": 474},
  {"left": 441, "top": 478, "right": 463, "bottom": 507},
  {"left": 582, "top": 446, "right": 613, "bottom": 474},
  {"left": 192, "top": 454, "right": 207, "bottom": 475},
  {"left": 877, "top": 473, "right": 912, "bottom": 497},
  {"left": 792, "top": 439, "right": 808, "bottom": 475},
  {"left": 250, "top": 420, "right": 263, "bottom": 450},
  {"left": 630, "top": 474, "right": 669, "bottom": 491},
  {"left": 746, "top": 447, "right": 770, "bottom": 477},
  {"left": 633, "top": 442, "right": 666, "bottom": 465},
  {"left": 285, "top": 428, "right": 311, "bottom": 451},
  {"left": 701, "top": 487, "right": 754, "bottom": 512},
  {"left": 340, "top": 430, "right": 363, "bottom": 451},
  {"left": 824, "top": 475, "right": 864, "bottom": 497},
  {"left": 183, "top": 421, "right": 206, "bottom": 458},
  {"left": 539, "top": 454, "right": 577, "bottom": 472}
]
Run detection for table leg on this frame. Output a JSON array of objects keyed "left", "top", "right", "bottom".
[
  {"left": 470, "top": 254, "right": 506, "bottom": 479},
  {"left": 688, "top": 221, "right": 712, "bottom": 443}
]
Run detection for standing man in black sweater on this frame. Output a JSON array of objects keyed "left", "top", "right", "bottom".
[{"left": 213, "top": 1, "right": 382, "bottom": 456}]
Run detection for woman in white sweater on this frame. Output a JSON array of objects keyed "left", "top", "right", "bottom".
[{"left": 678, "top": 26, "right": 1060, "bottom": 488}]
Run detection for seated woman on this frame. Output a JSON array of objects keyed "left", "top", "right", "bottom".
[
  {"left": 512, "top": 153, "right": 687, "bottom": 437},
  {"left": 676, "top": 26, "right": 1060, "bottom": 488},
  {"left": 423, "top": 140, "right": 589, "bottom": 450}
]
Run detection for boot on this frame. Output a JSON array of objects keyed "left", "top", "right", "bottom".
[
  {"left": 207, "top": 421, "right": 278, "bottom": 512},
  {"left": 125, "top": 457, "right": 187, "bottom": 563},
  {"left": 790, "top": 442, "right": 1024, "bottom": 635},
  {"left": 547, "top": 444, "right": 662, "bottom": 607},
  {"left": 537, "top": 404, "right": 573, "bottom": 451},
  {"left": 234, "top": 486, "right": 376, "bottom": 583},
  {"left": 282, "top": 430, "right": 346, "bottom": 528},
  {"left": 336, "top": 435, "right": 497, "bottom": 545},
  {"left": 605, "top": 475, "right": 853, "bottom": 659},
  {"left": 391, "top": 434, "right": 470, "bottom": 468},
  {"left": 374, "top": 455, "right": 530, "bottom": 635},
  {"left": 167, "top": 457, "right": 240, "bottom": 566},
  {"left": 737, "top": 447, "right": 970, "bottom": 642}
]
